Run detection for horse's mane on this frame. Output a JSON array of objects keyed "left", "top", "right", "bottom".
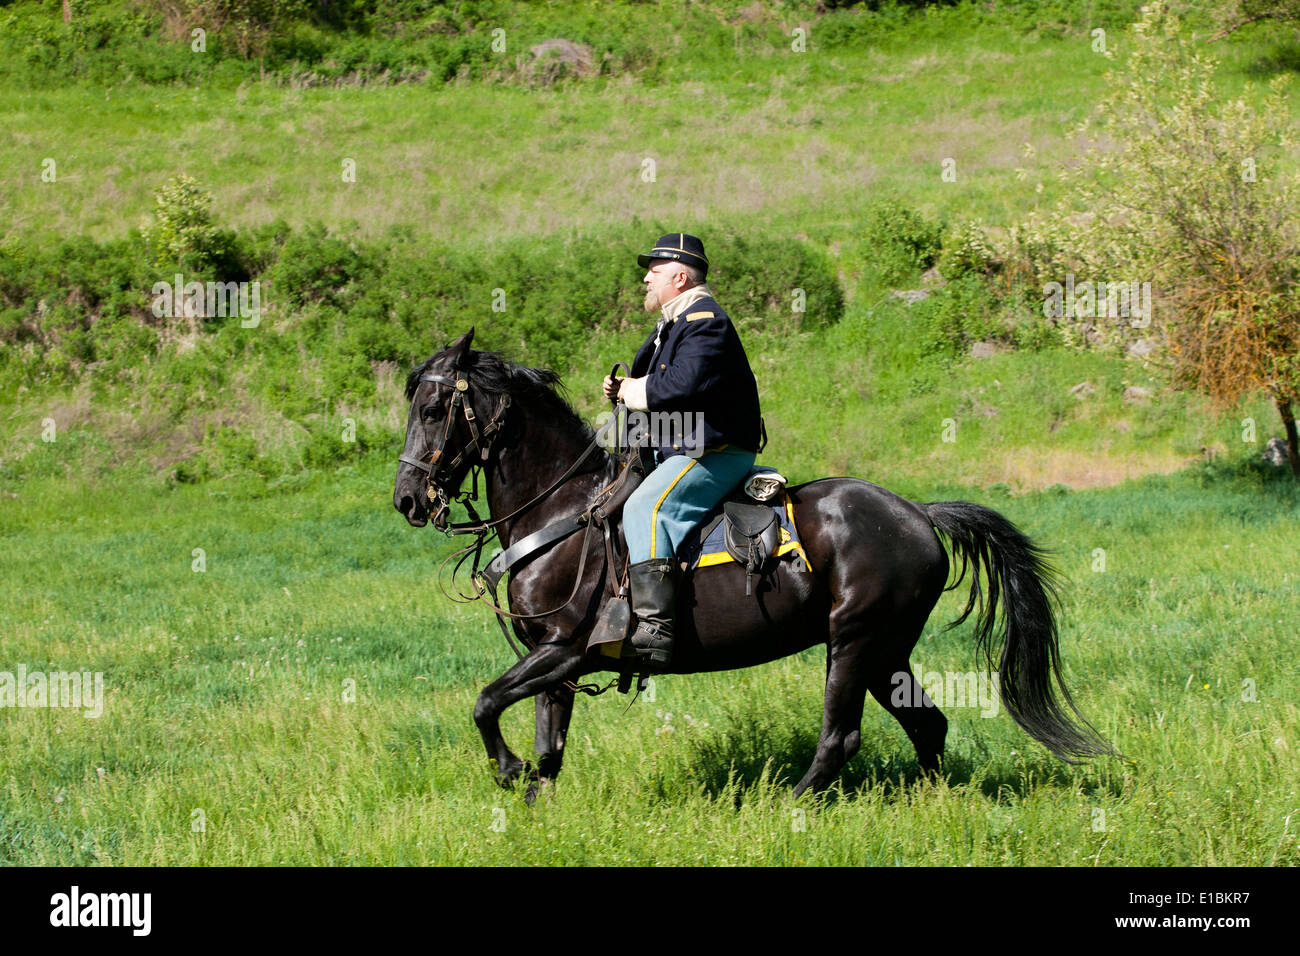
[{"left": 405, "top": 347, "right": 595, "bottom": 446}]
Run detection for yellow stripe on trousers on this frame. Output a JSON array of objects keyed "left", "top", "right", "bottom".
[{"left": 649, "top": 458, "right": 698, "bottom": 558}]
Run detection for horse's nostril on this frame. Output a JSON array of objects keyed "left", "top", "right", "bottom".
[{"left": 397, "top": 494, "right": 413, "bottom": 515}]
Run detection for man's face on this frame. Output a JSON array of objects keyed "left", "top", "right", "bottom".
[{"left": 643, "top": 261, "right": 684, "bottom": 312}]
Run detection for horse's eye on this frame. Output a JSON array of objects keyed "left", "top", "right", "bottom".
[{"left": 421, "top": 406, "right": 438, "bottom": 423}]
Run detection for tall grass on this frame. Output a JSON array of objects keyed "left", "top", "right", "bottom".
[{"left": 1, "top": 455, "right": 1296, "bottom": 865}]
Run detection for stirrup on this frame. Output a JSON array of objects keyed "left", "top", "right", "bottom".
[{"left": 588, "top": 595, "right": 631, "bottom": 657}]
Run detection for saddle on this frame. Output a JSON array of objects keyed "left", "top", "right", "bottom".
[
  {"left": 478, "top": 458, "right": 805, "bottom": 676},
  {"left": 601, "top": 460, "right": 799, "bottom": 592}
]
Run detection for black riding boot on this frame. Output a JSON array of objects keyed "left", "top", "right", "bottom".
[{"left": 627, "top": 557, "right": 679, "bottom": 669}]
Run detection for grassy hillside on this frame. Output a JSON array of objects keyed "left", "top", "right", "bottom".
[
  {"left": 4, "top": 2, "right": 1296, "bottom": 491},
  {"left": 4, "top": 4, "right": 1292, "bottom": 247}
]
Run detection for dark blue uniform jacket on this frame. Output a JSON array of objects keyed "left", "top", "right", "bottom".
[{"left": 630, "top": 294, "right": 762, "bottom": 461}]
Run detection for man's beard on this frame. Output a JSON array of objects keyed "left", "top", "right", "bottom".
[{"left": 643, "top": 288, "right": 660, "bottom": 312}]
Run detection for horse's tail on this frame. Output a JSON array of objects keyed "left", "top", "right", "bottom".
[{"left": 923, "top": 500, "right": 1116, "bottom": 763}]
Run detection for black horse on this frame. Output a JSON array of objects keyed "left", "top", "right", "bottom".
[{"left": 394, "top": 330, "right": 1114, "bottom": 799}]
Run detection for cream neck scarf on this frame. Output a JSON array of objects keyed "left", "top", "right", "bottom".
[
  {"left": 661, "top": 283, "right": 713, "bottom": 323},
  {"left": 654, "top": 283, "right": 714, "bottom": 348}
]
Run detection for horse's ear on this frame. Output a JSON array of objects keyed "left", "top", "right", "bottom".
[{"left": 448, "top": 328, "right": 475, "bottom": 368}]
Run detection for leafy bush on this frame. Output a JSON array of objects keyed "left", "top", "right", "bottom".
[
  {"left": 142, "top": 175, "right": 239, "bottom": 278},
  {"left": 300, "top": 416, "right": 373, "bottom": 468},
  {"left": 0, "top": 233, "right": 159, "bottom": 386},
  {"left": 860, "top": 199, "right": 943, "bottom": 285},
  {"left": 937, "top": 220, "right": 998, "bottom": 281},
  {"left": 264, "top": 223, "right": 367, "bottom": 310},
  {"left": 911, "top": 275, "right": 1003, "bottom": 358},
  {"left": 909, "top": 270, "right": 1062, "bottom": 361}
]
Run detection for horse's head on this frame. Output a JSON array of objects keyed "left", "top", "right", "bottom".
[{"left": 394, "top": 328, "right": 511, "bottom": 529}]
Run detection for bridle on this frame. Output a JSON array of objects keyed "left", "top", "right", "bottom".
[
  {"left": 399, "top": 371, "right": 512, "bottom": 531},
  {"left": 399, "top": 368, "right": 614, "bottom": 537}
]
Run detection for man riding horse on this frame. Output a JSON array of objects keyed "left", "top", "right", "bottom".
[
  {"left": 394, "top": 247, "right": 1116, "bottom": 794},
  {"left": 601, "top": 233, "right": 762, "bottom": 671}
]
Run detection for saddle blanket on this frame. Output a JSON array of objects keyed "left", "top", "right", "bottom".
[{"left": 693, "top": 492, "right": 811, "bottom": 572}]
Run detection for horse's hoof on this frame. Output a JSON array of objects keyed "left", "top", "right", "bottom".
[
  {"left": 917, "top": 754, "right": 945, "bottom": 780},
  {"left": 524, "top": 776, "right": 557, "bottom": 805},
  {"left": 489, "top": 757, "right": 524, "bottom": 789}
]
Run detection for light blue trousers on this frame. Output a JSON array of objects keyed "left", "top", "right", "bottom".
[{"left": 625, "top": 447, "right": 757, "bottom": 563}]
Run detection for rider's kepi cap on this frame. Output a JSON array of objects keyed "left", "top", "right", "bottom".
[{"left": 637, "top": 233, "right": 709, "bottom": 278}]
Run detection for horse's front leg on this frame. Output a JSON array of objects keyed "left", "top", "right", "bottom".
[
  {"left": 526, "top": 685, "right": 575, "bottom": 804},
  {"left": 473, "top": 643, "right": 584, "bottom": 790}
]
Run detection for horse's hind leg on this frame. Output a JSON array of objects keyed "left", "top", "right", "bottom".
[
  {"left": 527, "top": 685, "right": 575, "bottom": 804},
  {"left": 794, "top": 610, "right": 948, "bottom": 795},
  {"left": 793, "top": 640, "right": 872, "bottom": 797},
  {"left": 867, "top": 657, "right": 948, "bottom": 775}
]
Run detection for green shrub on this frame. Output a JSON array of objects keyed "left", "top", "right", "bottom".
[
  {"left": 142, "top": 175, "right": 240, "bottom": 278},
  {"left": 911, "top": 272, "right": 1062, "bottom": 360},
  {"left": 0, "top": 232, "right": 160, "bottom": 386},
  {"left": 911, "top": 275, "right": 1006, "bottom": 358},
  {"left": 264, "top": 223, "right": 368, "bottom": 310},
  {"left": 860, "top": 199, "right": 943, "bottom": 285},
  {"left": 300, "top": 417, "right": 373, "bottom": 469},
  {"left": 937, "top": 220, "right": 998, "bottom": 281}
]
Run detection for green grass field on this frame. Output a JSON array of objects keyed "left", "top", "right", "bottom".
[
  {"left": 2, "top": 1, "right": 1300, "bottom": 866},
  {"left": 1, "top": 447, "right": 1298, "bottom": 865}
]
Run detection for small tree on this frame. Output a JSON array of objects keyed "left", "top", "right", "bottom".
[
  {"left": 1027, "top": 2, "right": 1300, "bottom": 480},
  {"left": 142, "top": 174, "right": 225, "bottom": 273},
  {"left": 1211, "top": 0, "right": 1300, "bottom": 38}
]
